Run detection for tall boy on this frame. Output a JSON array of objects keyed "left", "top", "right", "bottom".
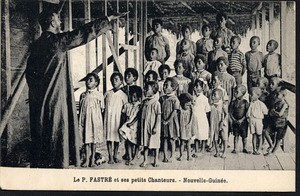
[
  {"left": 207, "top": 36, "right": 228, "bottom": 74},
  {"left": 263, "top": 40, "right": 281, "bottom": 80}
]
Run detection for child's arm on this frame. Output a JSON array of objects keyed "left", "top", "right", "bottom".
[
  {"left": 271, "top": 102, "right": 288, "bottom": 117},
  {"left": 241, "top": 53, "right": 247, "bottom": 76},
  {"left": 163, "top": 109, "right": 179, "bottom": 125},
  {"left": 152, "top": 102, "right": 162, "bottom": 135}
]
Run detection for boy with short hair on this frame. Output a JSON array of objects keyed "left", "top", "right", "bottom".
[
  {"left": 245, "top": 36, "right": 264, "bottom": 93},
  {"left": 196, "top": 24, "right": 214, "bottom": 56},
  {"left": 229, "top": 85, "right": 250, "bottom": 154},
  {"left": 143, "top": 48, "right": 162, "bottom": 78},
  {"left": 263, "top": 40, "right": 281, "bottom": 80},
  {"left": 207, "top": 36, "right": 228, "bottom": 74},
  {"left": 228, "top": 35, "right": 246, "bottom": 85},
  {"left": 122, "top": 68, "right": 142, "bottom": 100},
  {"left": 158, "top": 64, "right": 171, "bottom": 97}
]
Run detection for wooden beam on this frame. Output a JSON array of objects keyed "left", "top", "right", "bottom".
[
  {"left": 139, "top": 0, "right": 143, "bottom": 87},
  {"left": 280, "top": 1, "right": 287, "bottom": 78},
  {"left": 204, "top": 1, "right": 219, "bottom": 12},
  {"left": 125, "top": 0, "right": 129, "bottom": 69},
  {"left": 251, "top": 15, "right": 255, "bottom": 35},
  {"left": 269, "top": 2, "right": 274, "bottom": 40},
  {"left": 120, "top": 43, "right": 138, "bottom": 50},
  {"left": 134, "top": 0, "right": 138, "bottom": 72},
  {"left": 113, "top": 0, "right": 119, "bottom": 71},
  {"left": 255, "top": 11, "right": 259, "bottom": 36},
  {"left": 84, "top": 0, "right": 91, "bottom": 74},
  {"left": 106, "top": 32, "right": 124, "bottom": 74},
  {"left": 152, "top": 0, "right": 164, "bottom": 14},
  {"left": 252, "top": 2, "right": 262, "bottom": 15},
  {"left": 261, "top": 5, "right": 266, "bottom": 54},
  {"left": 103, "top": 0, "right": 107, "bottom": 93}
]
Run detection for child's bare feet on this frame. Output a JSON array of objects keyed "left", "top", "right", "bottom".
[
  {"left": 214, "top": 153, "right": 219, "bottom": 157},
  {"left": 231, "top": 149, "right": 237, "bottom": 154},
  {"left": 177, "top": 156, "right": 182, "bottom": 161},
  {"left": 242, "top": 149, "right": 251, "bottom": 154},
  {"left": 125, "top": 160, "right": 134, "bottom": 165},
  {"left": 108, "top": 159, "right": 114, "bottom": 164},
  {"left": 220, "top": 153, "right": 226, "bottom": 158},
  {"left": 162, "top": 158, "right": 169, "bottom": 163},
  {"left": 81, "top": 160, "right": 88, "bottom": 167},
  {"left": 187, "top": 157, "right": 192, "bottom": 161},
  {"left": 191, "top": 153, "right": 198, "bottom": 158},
  {"left": 152, "top": 163, "right": 159, "bottom": 167},
  {"left": 140, "top": 162, "right": 146, "bottom": 167},
  {"left": 264, "top": 152, "right": 274, "bottom": 157},
  {"left": 252, "top": 151, "right": 260, "bottom": 155},
  {"left": 113, "top": 157, "right": 121, "bottom": 163},
  {"left": 90, "top": 163, "right": 96, "bottom": 167}
]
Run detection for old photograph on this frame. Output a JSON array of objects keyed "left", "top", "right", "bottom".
[{"left": 0, "top": 0, "right": 296, "bottom": 191}]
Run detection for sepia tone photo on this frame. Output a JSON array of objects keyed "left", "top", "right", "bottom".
[{"left": 0, "top": 0, "right": 296, "bottom": 191}]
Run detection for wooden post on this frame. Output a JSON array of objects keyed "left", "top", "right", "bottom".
[
  {"left": 142, "top": 0, "right": 147, "bottom": 84},
  {"left": 261, "top": 5, "right": 266, "bottom": 54},
  {"left": 256, "top": 11, "right": 260, "bottom": 37},
  {"left": 280, "top": 1, "right": 287, "bottom": 79},
  {"left": 103, "top": 0, "right": 107, "bottom": 93},
  {"left": 0, "top": 0, "right": 2, "bottom": 165},
  {"left": 269, "top": 2, "right": 274, "bottom": 40},
  {"left": 139, "top": 0, "right": 143, "bottom": 87},
  {"left": 113, "top": 0, "right": 119, "bottom": 71},
  {"left": 251, "top": 15, "right": 255, "bottom": 35},
  {"left": 133, "top": 0, "right": 138, "bottom": 72},
  {"left": 84, "top": 0, "right": 91, "bottom": 74},
  {"left": 125, "top": 0, "right": 129, "bottom": 69}
]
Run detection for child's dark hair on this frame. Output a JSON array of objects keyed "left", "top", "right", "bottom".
[
  {"left": 174, "top": 59, "right": 185, "bottom": 70},
  {"left": 201, "top": 24, "right": 211, "bottom": 33},
  {"left": 129, "top": 86, "right": 143, "bottom": 100},
  {"left": 179, "top": 93, "right": 193, "bottom": 108},
  {"left": 110, "top": 72, "right": 123, "bottom": 83},
  {"left": 194, "top": 54, "right": 207, "bottom": 65},
  {"left": 217, "top": 56, "right": 229, "bottom": 66},
  {"left": 216, "top": 12, "right": 227, "bottom": 23},
  {"left": 152, "top": 19, "right": 163, "bottom": 27},
  {"left": 235, "top": 85, "right": 247, "bottom": 96},
  {"left": 145, "top": 70, "right": 158, "bottom": 81},
  {"left": 230, "top": 35, "right": 241, "bottom": 44},
  {"left": 86, "top": 73, "right": 100, "bottom": 87},
  {"left": 165, "top": 77, "right": 179, "bottom": 91},
  {"left": 212, "top": 88, "right": 223, "bottom": 98},
  {"left": 250, "top": 36, "right": 260, "bottom": 45},
  {"left": 267, "top": 39, "right": 279, "bottom": 50},
  {"left": 213, "top": 35, "right": 223, "bottom": 42},
  {"left": 124, "top": 67, "right": 139, "bottom": 81},
  {"left": 145, "top": 81, "right": 159, "bottom": 94},
  {"left": 150, "top": 47, "right": 159, "bottom": 54},
  {"left": 181, "top": 25, "right": 192, "bottom": 34},
  {"left": 193, "top": 79, "right": 206, "bottom": 90},
  {"left": 158, "top": 64, "right": 171, "bottom": 78}
]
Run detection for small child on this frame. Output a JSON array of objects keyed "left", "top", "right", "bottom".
[
  {"left": 158, "top": 64, "right": 171, "bottom": 97},
  {"left": 176, "top": 39, "right": 195, "bottom": 78},
  {"left": 264, "top": 87, "right": 289, "bottom": 156},
  {"left": 196, "top": 24, "right": 214, "bottom": 56},
  {"left": 177, "top": 93, "right": 195, "bottom": 161},
  {"left": 263, "top": 40, "right": 281, "bottom": 80},
  {"left": 176, "top": 25, "right": 196, "bottom": 58},
  {"left": 247, "top": 87, "right": 268, "bottom": 155},
  {"left": 160, "top": 77, "right": 180, "bottom": 163},
  {"left": 215, "top": 56, "right": 236, "bottom": 104},
  {"left": 79, "top": 73, "right": 104, "bottom": 167},
  {"left": 192, "top": 79, "right": 211, "bottom": 155},
  {"left": 104, "top": 72, "right": 128, "bottom": 164},
  {"left": 173, "top": 59, "right": 191, "bottom": 96},
  {"left": 257, "top": 77, "right": 269, "bottom": 102},
  {"left": 245, "top": 36, "right": 264, "bottom": 93},
  {"left": 229, "top": 85, "right": 250, "bottom": 154},
  {"left": 119, "top": 86, "right": 143, "bottom": 165},
  {"left": 207, "top": 36, "right": 228, "bottom": 74},
  {"left": 192, "top": 54, "right": 211, "bottom": 95},
  {"left": 210, "top": 88, "right": 228, "bottom": 158},
  {"left": 140, "top": 81, "right": 161, "bottom": 167},
  {"left": 143, "top": 48, "right": 162, "bottom": 78},
  {"left": 122, "top": 68, "right": 142, "bottom": 99},
  {"left": 145, "top": 70, "right": 159, "bottom": 100},
  {"left": 228, "top": 36, "right": 246, "bottom": 85}
]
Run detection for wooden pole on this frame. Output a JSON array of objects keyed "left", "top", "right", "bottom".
[
  {"left": 113, "top": 0, "right": 119, "bottom": 71},
  {"left": 269, "top": 2, "right": 274, "bottom": 40},
  {"left": 261, "top": 5, "right": 266, "bottom": 54},
  {"left": 103, "top": 0, "right": 107, "bottom": 93},
  {"left": 139, "top": 0, "right": 143, "bottom": 87},
  {"left": 106, "top": 32, "right": 124, "bottom": 74},
  {"left": 0, "top": 0, "right": 2, "bottom": 165},
  {"left": 255, "top": 11, "right": 259, "bottom": 37},
  {"left": 125, "top": 0, "right": 129, "bottom": 69},
  {"left": 133, "top": 0, "right": 138, "bottom": 72},
  {"left": 251, "top": 15, "right": 255, "bottom": 36},
  {"left": 84, "top": 0, "right": 91, "bottom": 74},
  {"left": 280, "top": 1, "right": 287, "bottom": 79}
]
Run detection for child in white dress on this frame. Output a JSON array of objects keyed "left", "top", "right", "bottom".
[
  {"left": 104, "top": 72, "right": 128, "bottom": 164},
  {"left": 79, "top": 73, "right": 104, "bottom": 167},
  {"left": 143, "top": 48, "right": 162, "bottom": 78}
]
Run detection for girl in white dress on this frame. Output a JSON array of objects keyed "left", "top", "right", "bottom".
[
  {"left": 192, "top": 79, "right": 211, "bottom": 157},
  {"left": 79, "top": 73, "right": 104, "bottom": 167},
  {"left": 104, "top": 72, "right": 128, "bottom": 164}
]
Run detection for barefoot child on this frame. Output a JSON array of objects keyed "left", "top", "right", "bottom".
[
  {"left": 177, "top": 93, "right": 195, "bottom": 161},
  {"left": 158, "top": 64, "right": 171, "bottom": 97},
  {"left": 140, "top": 81, "right": 161, "bottom": 167},
  {"left": 247, "top": 87, "right": 268, "bottom": 155},
  {"left": 229, "top": 85, "right": 250, "bottom": 154},
  {"left": 104, "top": 72, "right": 128, "bottom": 164},
  {"left": 143, "top": 48, "right": 162, "bottom": 78},
  {"left": 119, "top": 86, "right": 143, "bottom": 165},
  {"left": 160, "top": 77, "right": 180, "bottom": 162},
  {"left": 263, "top": 40, "right": 282, "bottom": 80},
  {"left": 192, "top": 79, "right": 211, "bottom": 156},
  {"left": 192, "top": 54, "right": 211, "bottom": 95},
  {"left": 210, "top": 88, "right": 228, "bottom": 158},
  {"left": 145, "top": 70, "right": 159, "bottom": 100},
  {"left": 207, "top": 36, "right": 228, "bottom": 73},
  {"left": 196, "top": 24, "right": 214, "bottom": 57},
  {"left": 79, "top": 73, "right": 104, "bottom": 167},
  {"left": 173, "top": 59, "right": 191, "bottom": 96}
]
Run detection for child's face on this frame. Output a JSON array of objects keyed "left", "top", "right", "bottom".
[
  {"left": 266, "top": 41, "right": 276, "bottom": 53},
  {"left": 149, "top": 50, "right": 158, "bottom": 61},
  {"left": 217, "top": 60, "right": 227, "bottom": 72},
  {"left": 160, "top": 69, "right": 170, "bottom": 80},
  {"left": 202, "top": 27, "right": 211, "bottom": 37},
  {"left": 86, "top": 75, "right": 98, "bottom": 90},
  {"left": 211, "top": 90, "right": 221, "bottom": 103},
  {"left": 131, "top": 92, "right": 139, "bottom": 103},
  {"left": 194, "top": 83, "right": 203, "bottom": 94},
  {"left": 183, "top": 101, "right": 191, "bottom": 110},
  {"left": 153, "top": 23, "right": 162, "bottom": 34},
  {"left": 249, "top": 91, "right": 259, "bottom": 102},
  {"left": 218, "top": 16, "right": 227, "bottom": 28},
  {"left": 163, "top": 80, "right": 174, "bottom": 95},
  {"left": 195, "top": 58, "right": 205, "bottom": 71},
  {"left": 250, "top": 38, "right": 260, "bottom": 50},
  {"left": 269, "top": 79, "right": 280, "bottom": 92},
  {"left": 175, "top": 62, "right": 185, "bottom": 75},
  {"left": 112, "top": 75, "right": 122, "bottom": 89},
  {"left": 257, "top": 80, "right": 266, "bottom": 89},
  {"left": 144, "top": 85, "right": 154, "bottom": 97},
  {"left": 125, "top": 72, "right": 135, "bottom": 85},
  {"left": 234, "top": 87, "right": 244, "bottom": 99},
  {"left": 214, "top": 37, "right": 223, "bottom": 49},
  {"left": 230, "top": 38, "right": 240, "bottom": 50},
  {"left": 146, "top": 74, "right": 155, "bottom": 82},
  {"left": 211, "top": 76, "right": 220, "bottom": 89},
  {"left": 183, "top": 28, "right": 191, "bottom": 39}
]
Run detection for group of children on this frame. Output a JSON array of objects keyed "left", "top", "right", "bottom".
[{"left": 77, "top": 22, "right": 289, "bottom": 168}]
